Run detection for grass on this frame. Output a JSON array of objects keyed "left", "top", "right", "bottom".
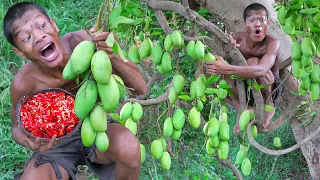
[{"left": 0, "top": 0, "right": 310, "bottom": 179}]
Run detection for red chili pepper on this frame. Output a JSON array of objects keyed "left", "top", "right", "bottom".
[{"left": 20, "top": 91, "right": 79, "bottom": 139}]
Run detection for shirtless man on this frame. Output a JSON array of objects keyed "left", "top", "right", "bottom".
[
  {"left": 204, "top": 3, "right": 280, "bottom": 133},
  {"left": 3, "top": 2, "right": 147, "bottom": 179}
]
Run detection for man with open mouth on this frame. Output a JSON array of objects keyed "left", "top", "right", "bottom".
[
  {"left": 3, "top": 2, "right": 147, "bottom": 180},
  {"left": 203, "top": 3, "right": 281, "bottom": 134}
]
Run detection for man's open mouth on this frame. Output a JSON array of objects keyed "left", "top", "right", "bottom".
[
  {"left": 40, "top": 42, "right": 58, "bottom": 61},
  {"left": 255, "top": 29, "right": 262, "bottom": 36}
]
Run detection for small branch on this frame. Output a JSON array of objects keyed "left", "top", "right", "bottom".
[
  {"left": 266, "top": 68, "right": 291, "bottom": 103},
  {"left": 219, "top": 160, "right": 243, "bottom": 180},
  {"left": 247, "top": 119, "right": 320, "bottom": 156},
  {"left": 136, "top": 72, "right": 163, "bottom": 100},
  {"left": 236, "top": 79, "right": 246, "bottom": 112},
  {"left": 279, "top": 57, "right": 292, "bottom": 71}
]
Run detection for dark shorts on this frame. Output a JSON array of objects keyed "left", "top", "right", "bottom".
[{"left": 15, "top": 117, "right": 118, "bottom": 180}]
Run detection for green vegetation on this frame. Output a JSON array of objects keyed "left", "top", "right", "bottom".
[{"left": 0, "top": 0, "right": 309, "bottom": 179}]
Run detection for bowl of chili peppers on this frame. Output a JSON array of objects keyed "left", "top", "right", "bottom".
[{"left": 16, "top": 88, "right": 82, "bottom": 143}]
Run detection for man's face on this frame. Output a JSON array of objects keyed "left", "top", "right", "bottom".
[
  {"left": 244, "top": 10, "right": 269, "bottom": 42},
  {"left": 12, "top": 9, "right": 63, "bottom": 67}
]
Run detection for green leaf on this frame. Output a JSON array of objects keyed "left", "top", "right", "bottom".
[
  {"left": 218, "top": 84, "right": 232, "bottom": 89},
  {"left": 105, "top": 32, "right": 115, "bottom": 47},
  {"left": 110, "top": 16, "right": 135, "bottom": 29},
  {"left": 112, "top": 42, "right": 128, "bottom": 62},
  {"left": 205, "top": 88, "right": 218, "bottom": 95},
  {"left": 252, "top": 82, "right": 269, "bottom": 90},
  {"left": 178, "top": 94, "right": 192, "bottom": 101},
  {"left": 301, "top": 101, "right": 309, "bottom": 105},
  {"left": 289, "top": 90, "right": 299, "bottom": 96},
  {"left": 109, "top": 6, "right": 122, "bottom": 28},
  {"left": 124, "top": 8, "right": 144, "bottom": 17},
  {"left": 206, "top": 75, "right": 220, "bottom": 85}
]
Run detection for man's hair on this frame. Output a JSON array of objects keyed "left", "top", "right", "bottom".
[
  {"left": 243, "top": 3, "right": 268, "bottom": 21},
  {"left": 3, "top": 2, "right": 49, "bottom": 47}
]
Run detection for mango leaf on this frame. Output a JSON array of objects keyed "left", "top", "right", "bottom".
[
  {"left": 105, "top": 32, "right": 115, "bottom": 47},
  {"left": 109, "top": 6, "right": 122, "bottom": 28},
  {"left": 252, "top": 82, "right": 269, "bottom": 91},
  {"left": 112, "top": 42, "right": 128, "bottom": 62},
  {"left": 206, "top": 75, "right": 220, "bottom": 86},
  {"left": 289, "top": 90, "right": 299, "bottom": 96},
  {"left": 201, "top": 95, "right": 207, "bottom": 102},
  {"left": 110, "top": 16, "right": 135, "bottom": 29},
  {"left": 124, "top": 8, "right": 144, "bottom": 17},
  {"left": 205, "top": 88, "right": 218, "bottom": 95},
  {"left": 218, "top": 84, "right": 232, "bottom": 89},
  {"left": 178, "top": 95, "right": 192, "bottom": 101}
]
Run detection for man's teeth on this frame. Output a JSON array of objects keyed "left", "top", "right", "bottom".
[{"left": 41, "top": 43, "right": 51, "bottom": 51}]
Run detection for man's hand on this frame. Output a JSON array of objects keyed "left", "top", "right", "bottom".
[
  {"left": 24, "top": 134, "right": 57, "bottom": 152},
  {"left": 204, "top": 56, "right": 230, "bottom": 75},
  {"left": 226, "top": 33, "right": 240, "bottom": 48},
  {"left": 89, "top": 24, "right": 118, "bottom": 54}
]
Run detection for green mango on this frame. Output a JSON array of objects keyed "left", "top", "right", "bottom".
[
  {"left": 160, "top": 138, "right": 167, "bottom": 150},
  {"left": 125, "top": 118, "right": 137, "bottom": 135},
  {"left": 310, "top": 82, "right": 320, "bottom": 101},
  {"left": 301, "top": 38, "right": 313, "bottom": 57},
  {"left": 163, "top": 117, "right": 174, "bottom": 138},
  {"left": 62, "top": 60, "right": 78, "bottom": 80},
  {"left": 91, "top": 50, "right": 112, "bottom": 85},
  {"left": 207, "top": 117, "right": 220, "bottom": 137},
  {"left": 128, "top": 45, "right": 141, "bottom": 64},
  {"left": 95, "top": 132, "right": 109, "bottom": 153},
  {"left": 171, "top": 129, "right": 182, "bottom": 140},
  {"left": 241, "top": 158, "right": 252, "bottom": 176},
  {"left": 209, "top": 135, "right": 220, "bottom": 148},
  {"left": 160, "top": 152, "right": 171, "bottom": 170},
  {"left": 219, "top": 112, "right": 228, "bottom": 124},
  {"left": 291, "top": 42, "right": 301, "bottom": 60},
  {"left": 218, "top": 88, "right": 228, "bottom": 100},
  {"left": 273, "top": 137, "right": 281, "bottom": 148},
  {"left": 195, "top": 41, "right": 205, "bottom": 59},
  {"left": 90, "top": 105, "right": 107, "bottom": 132},
  {"left": 139, "top": 31, "right": 144, "bottom": 41},
  {"left": 196, "top": 100, "right": 204, "bottom": 111},
  {"left": 171, "top": 30, "right": 182, "bottom": 46},
  {"left": 219, "top": 122, "right": 230, "bottom": 141},
  {"left": 239, "top": 110, "right": 250, "bottom": 132},
  {"left": 173, "top": 109, "right": 185, "bottom": 130},
  {"left": 298, "top": 82, "right": 308, "bottom": 96},
  {"left": 140, "top": 144, "right": 146, "bottom": 163},
  {"left": 206, "top": 139, "right": 216, "bottom": 155},
  {"left": 151, "top": 43, "right": 163, "bottom": 65},
  {"left": 203, "top": 122, "right": 209, "bottom": 136},
  {"left": 264, "top": 104, "right": 275, "bottom": 112},
  {"left": 131, "top": 102, "right": 144, "bottom": 122},
  {"left": 218, "top": 141, "right": 229, "bottom": 160},
  {"left": 190, "top": 80, "right": 197, "bottom": 100},
  {"left": 97, "top": 75, "right": 120, "bottom": 112},
  {"left": 186, "top": 40, "right": 198, "bottom": 59},
  {"left": 168, "top": 88, "right": 178, "bottom": 105},
  {"left": 196, "top": 76, "right": 206, "bottom": 98},
  {"left": 188, "top": 107, "right": 201, "bottom": 129},
  {"left": 251, "top": 125, "right": 258, "bottom": 139},
  {"left": 235, "top": 145, "right": 248, "bottom": 165},
  {"left": 164, "top": 34, "right": 174, "bottom": 52},
  {"left": 81, "top": 118, "right": 96, "bottom": 147},
  {"left": 292, "top": 60, "right": 302, "bottom": 78},
  {"left": 70, "top": 40, "right": 95, "bottom": 74},
  {"left": 161, "top": 52, "right": 172, "bottom": 72},
  {"left": 113, "top": 74, "right": 126, "bottom": 100},
  {"left": 301, "top": 55, "right": 312, "bottom": 67},
  {"left": 120, "top": 102, "right": 133, "bottom": 121},
  {"left": 151, "top": 139, "right": 163, "bottom": 159},
  {"left": 122, "top": 49, "right": 128, "bottom": 58},
  {"left": 310, "top": 64, "right": 320, "bottom": 83},
  {"left": 139, "top": 38, "right": 153, "bottom": 59},
  {"left": 204, "top": 52, "right": 217, "bottom": 62},
  {"left": 301, "top": 76, "right": 311, "bottom": 89},
  {"left": 74, "top": 80, "right": 98, "bottom": 120},
  {"left": 173, "top": 74, "right": 185, "bottom": 94},
  {"left": 283, "top": 16, "right": 295, "bottom": 35},
  {"left": 157, "top": 65, "right": 165, "bottom": 74}
]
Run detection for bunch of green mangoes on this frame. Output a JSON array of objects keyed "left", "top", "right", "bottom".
[
  {"left": 291, "top": 39, "right": 320, "bottom": 101},
  {"left": 150, "top": 138, "right": 171, "bottom": 170},
  {"left": 120, "top": 101, "right": 144, "bottom": 136},
  {"left": 203, "top": 109, "right": 230, "bottom": 160},
  {"left": 234, "top": 145, "right": 252, "bottom": 176},
  {"left": 163, "top": 108, "right": 185, "bottom": 141},
  {"left": 127, "top": 34, "right": 153, "bottom": 64},
  {"left": 62, "top": 41, "right": 128, "bottom": 152}
]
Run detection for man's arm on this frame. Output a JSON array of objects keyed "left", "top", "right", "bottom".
[{"left": 204, "top": 39, "right": 280, "bottom": 78}]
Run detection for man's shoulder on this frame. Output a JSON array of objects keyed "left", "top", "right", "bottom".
[
  {"left": 11, "top": 62, "right": 36, "bottom": 96},
  {"left": 61, "top": 30, "right": 91, "bottom": 50}
]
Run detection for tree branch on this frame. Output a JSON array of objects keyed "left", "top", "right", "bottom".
[
  {"left": 247, "top": 119, "right": 320, "bottom": 156},
  {"left": 219, "top": 160, "right": 243, "bottom": 180},
  {"left": 136, "top": 72, "right": 163, "bottom": 100},
  {"left": 251, "top": 79, "right": 265, "bottom": 127}
]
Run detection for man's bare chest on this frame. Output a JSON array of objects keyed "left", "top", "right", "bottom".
[{"left": 239, "top": 46, "right": 267, "bottom": 60}]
